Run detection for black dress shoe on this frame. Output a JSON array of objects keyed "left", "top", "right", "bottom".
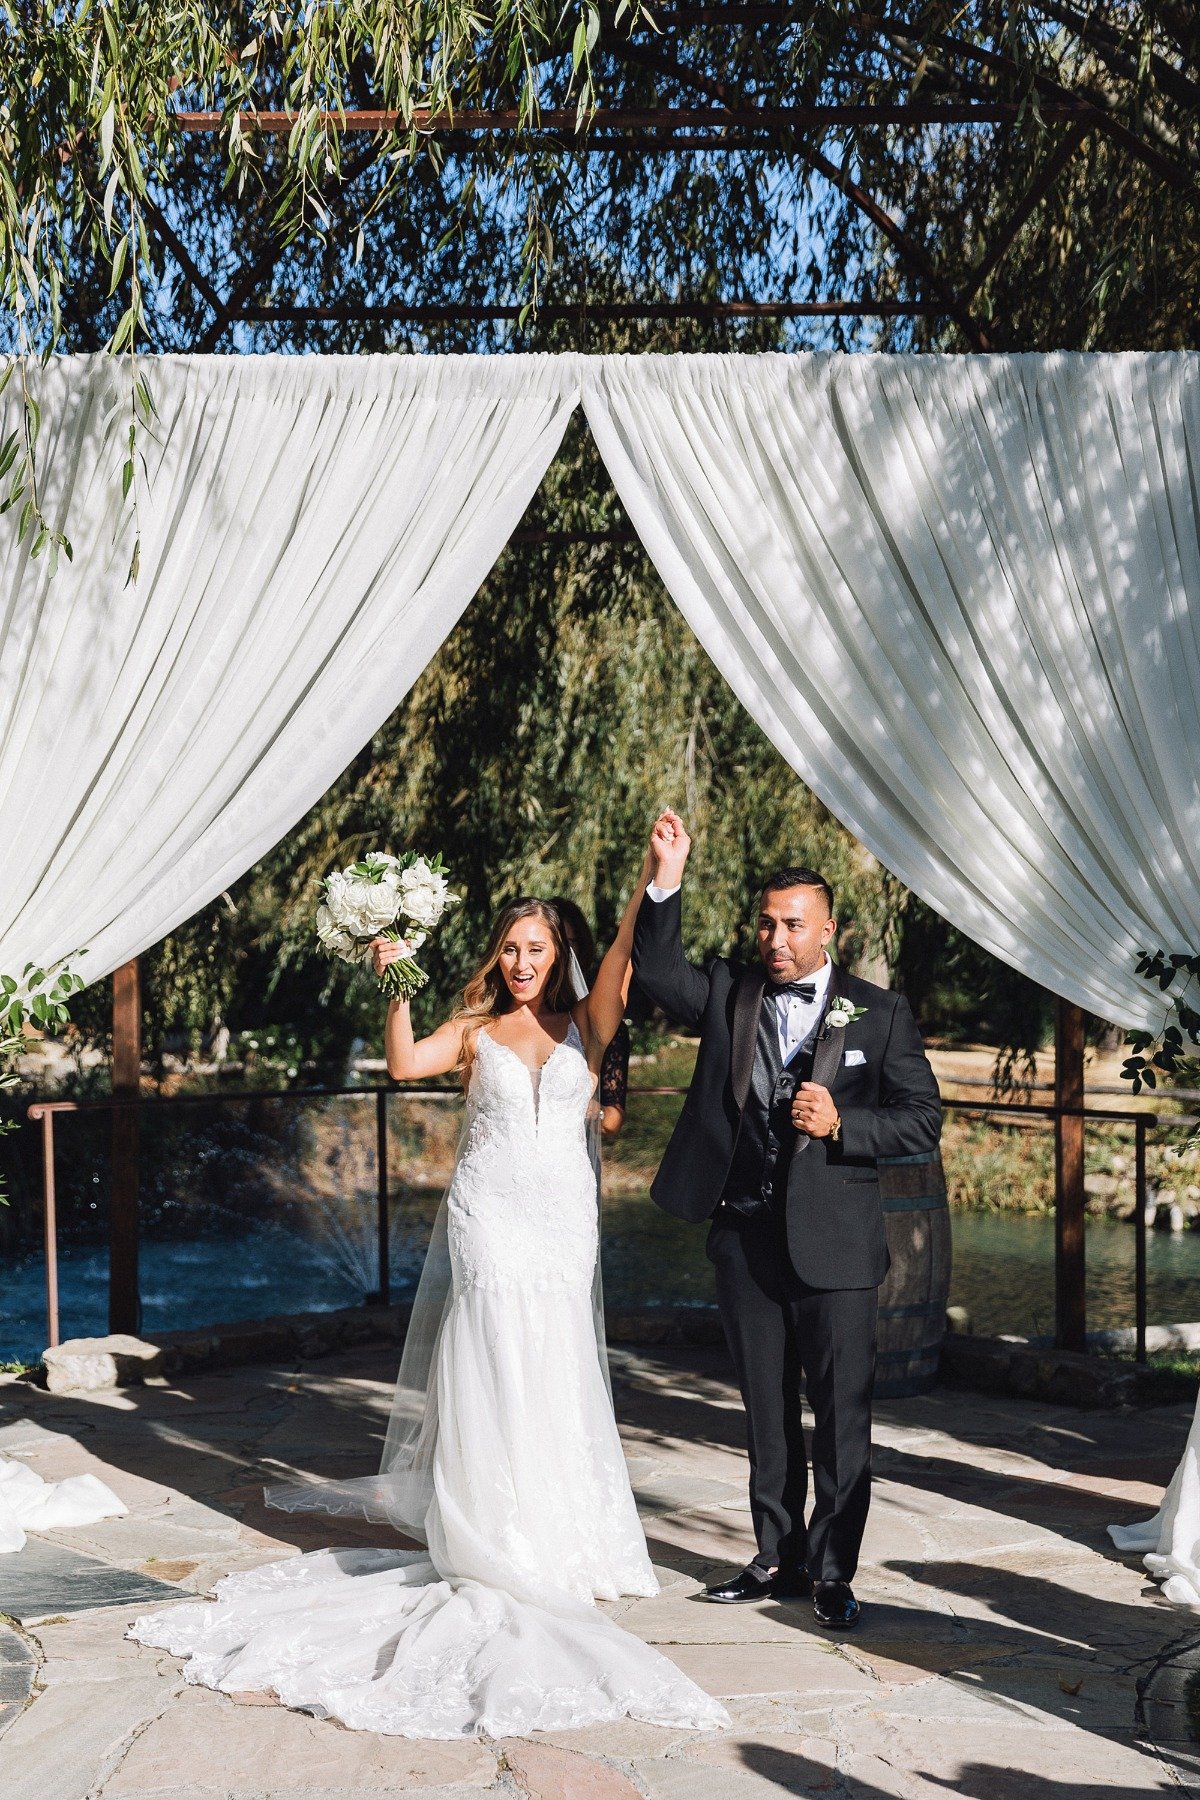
[
  {"left": 704, "top": 1565, "right": 773, "bottom": 1603},
  {"left": 812, "top": 1579, "right": 860, "bottom": 1628},
  {"left": 769, "top": 1566, "right": 813, "bottom": 1600}
]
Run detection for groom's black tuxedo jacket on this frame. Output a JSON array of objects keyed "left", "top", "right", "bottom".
[{"left": 634, "top": 891, "right": 942, "bottom": 1290}]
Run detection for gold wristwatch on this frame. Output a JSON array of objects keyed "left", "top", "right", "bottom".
[{"left": 829, "top": 1111, "right": 842, "bottom": 1144}]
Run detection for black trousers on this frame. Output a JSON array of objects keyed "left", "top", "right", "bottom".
[{"left": 707, "top": 1206, "right": 878, "bottom": 1581}]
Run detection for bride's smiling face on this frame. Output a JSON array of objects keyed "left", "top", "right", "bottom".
[{"left": 497, "top": 916, "right": 557, "bottom": 1005}]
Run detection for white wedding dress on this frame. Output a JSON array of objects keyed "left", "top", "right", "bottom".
[
  {"left": 1108, "top": 1391, "right": 1200, "bottom": 1606},
  {"left": 129, "top": 1021, "right": 729, "bottom": 1736}
]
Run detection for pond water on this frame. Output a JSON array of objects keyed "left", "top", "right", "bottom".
[{"left": 3, "top": 1195, "right": 1200, "bottom": 1364}]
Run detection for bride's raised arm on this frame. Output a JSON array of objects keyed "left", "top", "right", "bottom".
[
  {"left": 576, "top": 835, "right": 657, "bottom": 1066},
  {"left": 371, "top": 938, "right": 466, "bottom": 1080}
]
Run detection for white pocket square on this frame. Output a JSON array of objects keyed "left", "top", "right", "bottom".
[{"left": 844, "top": 1049, "right": 866, "bottom": 1066}]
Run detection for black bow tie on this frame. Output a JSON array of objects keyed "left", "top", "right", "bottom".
[{"left": 772, "top": 980, "right": 817, "bottom": 1002}]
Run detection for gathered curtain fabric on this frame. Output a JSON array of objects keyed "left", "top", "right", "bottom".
[
  {"left": 584, "top": 352, "right": 1200, "bottom": 1028},
  {"left": 0, "top": 353, "right": 577, "bottom": 984},
  {"left": 2, "top": 351, "right": 1198, "bottom": 1026}
]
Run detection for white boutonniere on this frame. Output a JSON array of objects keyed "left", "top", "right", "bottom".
[{"left": 826, "top": 999, "right": 868, "bottom": 1030}]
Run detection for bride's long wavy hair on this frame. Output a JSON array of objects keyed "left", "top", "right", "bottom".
[{"left": 453, "top": 897, "right": 576, "bottom": 1083}]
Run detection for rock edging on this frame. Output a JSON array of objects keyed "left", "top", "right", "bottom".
[
  {"left": 26, "top": 1305, "right": 1194, "bottom": 1408},
  {"left": 939, "top": 1331, "right": 1197, "bottom": 1408}
]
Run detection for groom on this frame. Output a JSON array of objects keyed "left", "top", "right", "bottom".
[{"left": 633, "top": 811, "right": 941, "bottom": 1628}]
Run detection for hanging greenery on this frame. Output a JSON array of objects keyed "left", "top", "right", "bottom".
[
  {"left": 2, "top": 3, "right": 1196, "bottom": 579},
  {"left": 0, "top": 955, "right": 87, "bottom": 1200},
  {"left": 0, "top": 0, "right": 653, "bottom": 574}
]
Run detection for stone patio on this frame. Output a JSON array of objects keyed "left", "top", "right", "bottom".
[{"left": 0, "top": 1342, "right": 1197, "bottom": 1798}]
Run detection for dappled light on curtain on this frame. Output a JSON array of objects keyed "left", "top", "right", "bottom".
[
  {"left": 585, "top": 352, "right": 1200, "bottom": 1027},
  {"left": 3, "top": 351, "right": 1199, "bottom": 1024},
  {"left": 0, "top": 354, "right": 578, "bottom": 983}
]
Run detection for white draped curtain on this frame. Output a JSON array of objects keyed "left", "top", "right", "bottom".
[
  {"left": 0, "top": 354, "right": 577, "bottom": 984},
  {"left": 584, "top": 352, "right": 1200, "bottom": 1029},
  {"left": 3, "top": 351, "right": 1198, "bottom": 1026}
]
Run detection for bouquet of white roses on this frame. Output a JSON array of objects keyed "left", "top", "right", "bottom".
[{"left": 315, "top": 850, "right": 461, "bottom": 1000}]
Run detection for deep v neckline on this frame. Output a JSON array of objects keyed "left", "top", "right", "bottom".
[
  {"left": 484, "top": 1019, "right": 579, "bottom": 1079},
  {"left": 483, "top": 1020, "right": 579, "bottom": 1128}
]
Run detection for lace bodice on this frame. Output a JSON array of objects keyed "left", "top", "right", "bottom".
[
  {"left": 448, "top": 1019, "right": 600, "bottom": 1293},
  {"left": 469, "top": 1016, "right": 594, "bottom": 1124}
]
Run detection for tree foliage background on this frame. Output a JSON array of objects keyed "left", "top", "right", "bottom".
[{"left": 5, "top": 1, "right": 1198, "bottom": 1079}]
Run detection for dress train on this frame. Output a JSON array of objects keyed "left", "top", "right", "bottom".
[{"left": 129, "top": 1022, "right": 729, "bottom": 1736}]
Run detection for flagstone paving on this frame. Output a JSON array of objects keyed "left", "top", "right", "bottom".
[{"left": 0, "top": 1343, "right": 1197, "bottom": 1798}]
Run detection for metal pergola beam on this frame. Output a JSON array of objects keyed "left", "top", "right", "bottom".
[
  {"left": 854, "top": 10, "right": 1196, "bottom": 192},
  {"left": 170, "top": 101, "right": 1095, "bottom": 135},
  {"left": 236, "top": 299, "right": 938, "bottom": 324},
  {"left": 961, "top": 121, "right": 1089, "bottom": 304}
]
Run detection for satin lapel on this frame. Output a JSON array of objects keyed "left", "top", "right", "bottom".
[
  {"left": 731, "top": 966, "right": 766, "bottom": 1113},
  {"left": 795, "top": 961, "right": 850, "bottom": 1153},
  {"left": 810, "top": 960, "right": 850, "bottom": 1093}
]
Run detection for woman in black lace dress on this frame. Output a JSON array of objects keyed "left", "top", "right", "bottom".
[{"left": 550, "top": 897, "right": 630, "bottom": 1140}]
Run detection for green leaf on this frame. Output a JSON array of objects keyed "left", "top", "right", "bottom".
[
  {"left": 103, "top": 166, "right": 121, "bottom": 238},
  {"left": 121, "top": 458, "right": 133, "bottom": 500},
  {"left": 0, "top": 433, "right": 19, "bottom": 480},
  {"left": 110, "top": 305, "right": 137, "bottom": 352},
  {"left": 108, "top": 232, "right": 129, "bottom": 295},
  {"left": 99, "top": 99, "right": 116, "bottom": 172}
]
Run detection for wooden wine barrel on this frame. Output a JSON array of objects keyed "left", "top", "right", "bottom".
[{"left": 874, "top": 1149, "right": 952, "bottom": 1398}]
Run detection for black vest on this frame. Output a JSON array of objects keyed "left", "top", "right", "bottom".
[{"left": 720, "top": 992, "right": 814, "bottom": 1214}]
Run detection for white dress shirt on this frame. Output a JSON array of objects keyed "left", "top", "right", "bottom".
[
  {"left": 773, "top": 954, "right": 832, "bottom": 1064},
  {"left": 646, "top": 883, "right": 833, "bottom": 1064}
]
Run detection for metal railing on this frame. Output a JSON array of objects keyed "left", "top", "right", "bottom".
[
  {"left": 21, "top": 1082, "right": 1161, "bottom": 1360},
  {"left": 26, "top": 1081, "right": 457, "bottom": 1350}
]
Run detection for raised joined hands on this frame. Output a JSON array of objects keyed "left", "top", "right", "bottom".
[{"left": 649, "top": 809, "right": 692, "bottom": 888}]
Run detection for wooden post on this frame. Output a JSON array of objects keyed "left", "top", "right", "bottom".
[
  {"left": 1054, "top": 997, "right": 1087, "bottom": 1353},
  {"left": 109, "top": 959, "right": 141, "bottom": 1335}
]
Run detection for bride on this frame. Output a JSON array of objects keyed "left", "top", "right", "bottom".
[{"left": 129, "top": 822, "right": 729, "bottom": 1738}]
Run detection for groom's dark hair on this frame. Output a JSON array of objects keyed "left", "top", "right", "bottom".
[{"left": 760, "top": 867, "right": 834, "bottom": 918}]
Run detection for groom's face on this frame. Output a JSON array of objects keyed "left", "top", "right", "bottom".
[{"left": 757, "top": 885, "right": 837, "bottom": 985}]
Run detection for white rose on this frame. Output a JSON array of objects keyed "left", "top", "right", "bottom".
[
  {"left": 826, "top": 1005, "right": 850, "bottom": 1029},
  {"left": 399, "top": 864, "right": 450, "bottom": 930},
  {"left": 316, "top": 905, "right": 363, "bottom": 963},
  {"left": 322, "top": 869, "right": 355, "bottom": 925},
  {"left": 344, "top": 874, "right": 400, "bottom": 935}
]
